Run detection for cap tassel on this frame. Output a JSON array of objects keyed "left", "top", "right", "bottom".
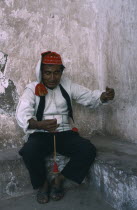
[{"left": 53, "top": 135, "right": 59, "bottom": 174}]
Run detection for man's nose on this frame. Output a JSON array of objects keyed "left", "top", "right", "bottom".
[{"left": 51, "top": 73, "right": 55, "bottom": 80}]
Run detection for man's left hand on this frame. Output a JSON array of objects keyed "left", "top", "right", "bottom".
[{"left": 100, "top": 86, "right": 115, "bottom": 103}]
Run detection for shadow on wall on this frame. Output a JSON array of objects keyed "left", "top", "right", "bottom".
[{"left": 0, "top": 51, "right": 18, "bottom": 114}]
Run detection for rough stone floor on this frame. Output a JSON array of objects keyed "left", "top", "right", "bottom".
[{"left": 0, "top": 184, "right": 115, "bottom": 210}]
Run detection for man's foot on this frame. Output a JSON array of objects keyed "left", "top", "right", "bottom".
[
  {"left": 36, "top": 181, "right": 49, "bottom": 204},
  {"left": 37, "top": 191, "right": 49, "bottom": 204},
  {"left": 50, "top": 174, "right": 65, "bottom": 201}
]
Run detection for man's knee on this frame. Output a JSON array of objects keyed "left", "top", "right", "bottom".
[
  {"left": 86, "top": 142, "right": 96, "bottom": 158},
  {"left": 19, "top": 143, "right": 38, "bottom": 163},
  {"left": 79, "top": 140, "right": 96, "bottom": 159},
  {"left": 89, "top": 142, "right": 96, "bottom": 159}
]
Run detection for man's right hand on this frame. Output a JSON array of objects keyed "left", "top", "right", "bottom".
[{"left": 28, "top": 118, "right": 59, "bottom": 132}]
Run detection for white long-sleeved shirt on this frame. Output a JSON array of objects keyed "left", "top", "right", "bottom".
[{"left": 16, "top": 76, "right": 103, "bottom": 134}]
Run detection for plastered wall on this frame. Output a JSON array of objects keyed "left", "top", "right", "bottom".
[
  {"left": 95, "top": 0, "right": 137, "bottom": 142},
  {"left": 0, "top": 0, "right": 137, "bottom": 149}
]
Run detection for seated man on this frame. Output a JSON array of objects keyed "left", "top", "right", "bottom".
[{"left": 16, "top": 51, "right": 115, "bottom": 204}]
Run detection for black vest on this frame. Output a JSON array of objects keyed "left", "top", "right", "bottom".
[{"left": 36, "top": 84, "right": 74, "bottom": 122}]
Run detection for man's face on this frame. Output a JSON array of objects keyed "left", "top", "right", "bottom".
[{"left": 41, "top": 64, "right": 62, "bottom": 89}]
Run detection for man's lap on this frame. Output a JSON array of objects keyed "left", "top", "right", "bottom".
[{"left": 19, "top": 130, "right": 96, "bottom": 159}]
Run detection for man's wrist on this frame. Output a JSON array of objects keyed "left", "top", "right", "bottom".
[
  {"left": 100, "top": 97, "right": 108, "bottom": 103},
  {"left": 100, "top": 92, "right": 109, "bottom": 103},
  {"left": 28, "top": 118, "right": 41, "bottom": 129}
]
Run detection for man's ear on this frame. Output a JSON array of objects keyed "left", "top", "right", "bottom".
[{"left": 60, "top": 65, "right": 65, "bottom": 72}]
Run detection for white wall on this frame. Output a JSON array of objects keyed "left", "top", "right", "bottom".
[{"left": 95, "top": 0, "right": 137, "bottom": 142}]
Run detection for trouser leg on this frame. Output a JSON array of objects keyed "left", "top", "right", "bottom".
[
  {"left": 19, "top": 132, "right": 53, "bottom": 189},
  {"left": 56, "top": 131, "right": 96, "bottom": 184}
]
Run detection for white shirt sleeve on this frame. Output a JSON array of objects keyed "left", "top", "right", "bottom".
[
  {"left": 15, "top": 87, "right": 37, "bottom": 133},
  {"left": 70, "top": 82, "right": 103, "bottom": 109}
]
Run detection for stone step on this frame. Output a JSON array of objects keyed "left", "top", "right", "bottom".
[
  {"left": 90, "top": 135, "right": 137, "bottom": 210},
  {"left": 0, "top": 135, "right": 137, "bottom": 210},
  {"left": 0, "top": 148, "right": 80, "bottom": 200},
  {"left": 0, "top": 184, "right": 115, "bottom": 210}
]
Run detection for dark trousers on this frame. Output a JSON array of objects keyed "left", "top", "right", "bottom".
[{"left": 19, "top": 131, "right": 96, "bottom": 189}]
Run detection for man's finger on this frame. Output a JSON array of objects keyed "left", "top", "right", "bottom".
[
  {"left": 106, "top": 86, "right": 112, "bottom": 92},
  {"left": 46, "top": 124, "right": 58, "bottom": 129},
  {"left": 47, "top": 125, "right": 59, "bottom": 132},
  {"left": 48, "top": 129, "right": 57, "bottom": 133},
  {"left": 106, "top": 86, "right": 109, "bottom": 91},
  {"left": 44, "top": 119, "right": 57, "bottom": 125},
  {"left": 107, "top": 91, "right": 115, "bottom": 95},
  {"left": 106, "top": 88, "right": 115, "bottom": 94},
  {"left": 107, "top": 94, "right": 115, "bottom": 99},
  {"left": 46, "top": 119, "right": 57, "bottom": 122}
]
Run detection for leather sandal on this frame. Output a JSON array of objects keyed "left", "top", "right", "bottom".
[
  {"left": 36, "top": 190, "right": 49, "bottom": 204},
  {"left": 50, "top": 185, "right": 64, "bottom": 201}
]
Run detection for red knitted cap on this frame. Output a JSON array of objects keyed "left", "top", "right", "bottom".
[{"left": 41, "top": 51, "right": 62, "bottom": 65}]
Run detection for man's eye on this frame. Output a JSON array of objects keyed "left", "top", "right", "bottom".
[
  {"left": 55, "top": 71, "right": 61, "bottom": 75},
  {"left": 54, "top": 72, "right": 60, "bottom": 75},
  {"left": 43, "top": 72, "right": 51, "bottom": 75}
]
